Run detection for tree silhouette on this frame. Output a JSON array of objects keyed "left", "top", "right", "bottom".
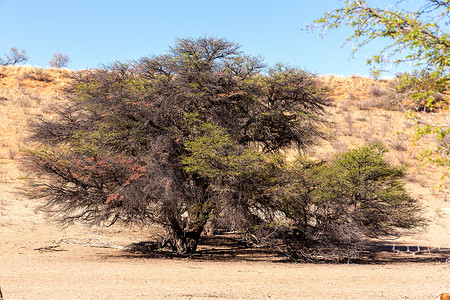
[
  {"left": 49, "top": 53, "right": 71, "bottom": 68},
  {"left": 0, "top": 47, "right": 28, "bottom": 66}
]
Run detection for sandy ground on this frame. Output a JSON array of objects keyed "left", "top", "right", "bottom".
[{"left": 1, "top": 158, "right": 450, "bottom": 300}]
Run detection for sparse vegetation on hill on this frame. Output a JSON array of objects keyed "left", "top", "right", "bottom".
[
  {"left": 0, "top": 66, "right": 73, "bottom": 159},
  {"left": 48, "top": 53, "right": 71, "bottom": 69}
]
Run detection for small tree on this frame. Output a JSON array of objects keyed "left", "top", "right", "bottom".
[
  {"left": 49, "top": 53, "right": 71, "bottom": 68},
  {"left": 0, "top": 47, "right": 28, "bottom": 66},
  {"left": 273, "top": 144, "right": 425, "bottom": 259}
]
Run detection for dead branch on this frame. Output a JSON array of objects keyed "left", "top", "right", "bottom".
[{"left": 52, "top": 238, "right": 126, "bottom": 250}]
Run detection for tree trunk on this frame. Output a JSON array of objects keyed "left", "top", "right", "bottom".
[
  {"left": 203, "top": 218, "right": 216, "bottom": 236},
  {"left": 169, "top": 228, "right": 202, "bottom": 255}
]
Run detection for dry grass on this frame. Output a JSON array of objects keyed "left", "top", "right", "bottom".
[
  {"left": 315, "top": 74, "right": 450, "bottom": 193},
  {"left": 0, "top": 66, "right": 73, "bottom": 158},
  {"left": 319, "top": 74, "right": 390, "bottom": 103}
]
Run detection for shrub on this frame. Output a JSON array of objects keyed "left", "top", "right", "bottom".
[
  {"left": 272, "top": 144, "right": 425, "bottom": 260},
  {"left": 368, "top": 86, "right": 387, "bottom": 98}
]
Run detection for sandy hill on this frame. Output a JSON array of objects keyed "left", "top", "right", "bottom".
[{"left": 1, "top": 66, "right": 450, "bottom": 299}]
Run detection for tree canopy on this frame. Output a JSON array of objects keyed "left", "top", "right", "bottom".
[{"left": 313, "top": 1, "right": 450, "bottom": 73}]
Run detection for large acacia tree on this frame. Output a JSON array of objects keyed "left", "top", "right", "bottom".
[{"left": 23, "top": 37, "right": 330, "bottom": 255}]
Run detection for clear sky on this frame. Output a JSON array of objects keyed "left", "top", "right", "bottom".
[{"left": 0, "top": 0, "right": 406, "bottom": 76}]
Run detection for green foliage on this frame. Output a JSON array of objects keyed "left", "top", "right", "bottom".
[
  {"left": 319, "top": 144, "right": 423, "bottom": 235},
  {"left": 272, "top": 144, "right": 424, "bottom": 259},
  {"left": 182, "top": 123, "right": 263, "bottom": 179},
  {"left": 311, "top": 0, "right": 449, "bottom": 108},
  {"left": 311, "top": 0, "right": 450, "bottom": 170},
  {"left": 312, "top": 1, "right": 450, "bottom": 76}
]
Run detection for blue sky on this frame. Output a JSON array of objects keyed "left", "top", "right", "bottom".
[{"left": 0, "top": 0, "right": 407, "bottom": 76}]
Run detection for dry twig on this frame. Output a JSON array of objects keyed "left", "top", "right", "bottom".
[{"left": 52, "top": 238, "right": 126, "bottom": 250}]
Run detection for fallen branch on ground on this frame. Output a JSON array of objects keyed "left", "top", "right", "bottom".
[
  {"left": 34, "top": 245, "right": 65, "bottom": 252},
  {"left": 52, "top": 238, "right": 126, "bottom": 250}
]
